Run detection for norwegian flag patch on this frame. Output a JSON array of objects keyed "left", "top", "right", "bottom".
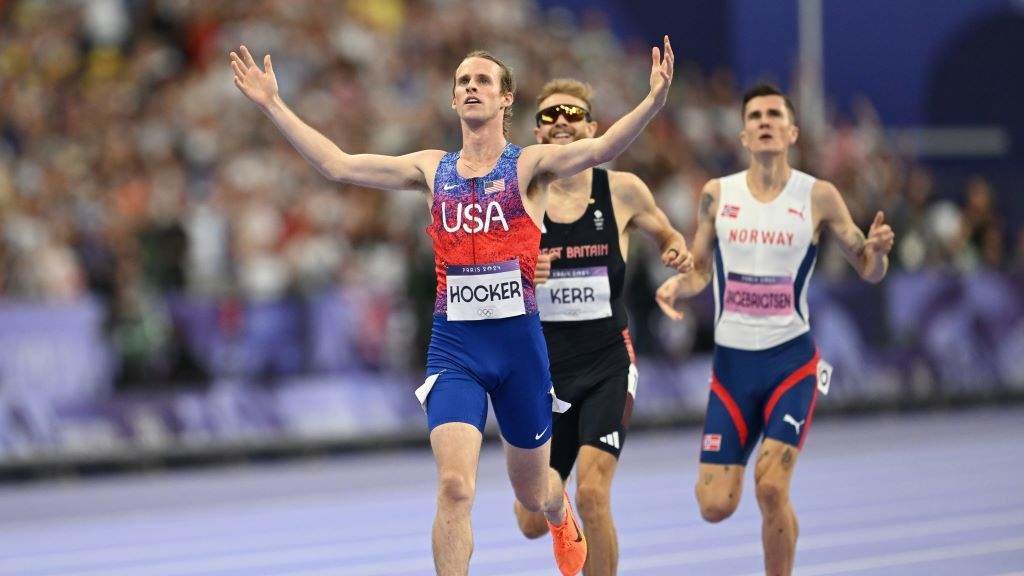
[
  {"left": 720, "top": 204, "right": 740, "bottom": 219},
  {"left": 483, "top": 179, "right": 505, "bottom": 194},
  {"left": 702, "top": 434, "right": 722, "bottom": 452}
]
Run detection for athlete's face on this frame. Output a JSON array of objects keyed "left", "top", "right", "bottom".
[
  {"left": 451, "top": 58, "right": 512, "bottom": 127},
  {"left": 533, "top": 94, "right": 597, "bottom": 145},
  {"left": 740, "top": 95, "right": 799, "bottom": 156}
]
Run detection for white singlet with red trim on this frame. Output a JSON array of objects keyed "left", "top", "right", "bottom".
[{"left": 712, "top": 169, "right": 818, "bottom": 351}]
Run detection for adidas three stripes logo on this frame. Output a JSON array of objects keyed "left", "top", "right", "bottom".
[{"left": 598, "top": 431, "right": 621, "bottom": 449}]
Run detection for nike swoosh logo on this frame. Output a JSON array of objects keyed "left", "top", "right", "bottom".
[
  {"left": 571, "top": 514, "right": 583, "bottom": 542},
  {"left": 534, "top": 427, "right": 549, "bottom": 440},
  {"left": 443, "top": 183, "right": 458, "bottom": 191}
]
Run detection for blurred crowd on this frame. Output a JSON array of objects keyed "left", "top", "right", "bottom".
[{"left": 0, "top": 0, "right": 1018, "bottom": 378}]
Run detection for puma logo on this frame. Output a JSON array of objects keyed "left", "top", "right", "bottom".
[
  {"left": 787, "top": 206, "right": 806, "bottom": 221},
  {"left": 783, "top": 414, "right": 805, "bottom": 435}
]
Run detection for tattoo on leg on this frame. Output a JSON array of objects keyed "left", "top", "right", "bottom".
[
  {"left": 703, "top": 473, "right": 713, "bottom": 486},
  {"left": 781, "top": 448, "right": 793, "bottom": 470}
]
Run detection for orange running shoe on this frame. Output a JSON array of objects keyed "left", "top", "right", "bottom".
[{"left": 547, "top": 490, "right": 587, "bottom": 575}]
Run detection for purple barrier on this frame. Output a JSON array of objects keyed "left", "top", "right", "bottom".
[{"left": 2, "top": 272, "right": 1022, "bottom": 463}]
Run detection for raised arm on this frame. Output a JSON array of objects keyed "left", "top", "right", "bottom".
[
  {"left": 523, "top": 36, "right": 674, "bottom": 182},
  {"left": 656, "top": 179, "right": 719, "bottom": 320},
  {"left": 230, "top": 45, "right": 437, "bottom": 192},
  {"left": 614, "top": 172, "right": 692, "bottom": 272},
  {"left": 813, "top": 180, "right": 894, "bottom": 283}
]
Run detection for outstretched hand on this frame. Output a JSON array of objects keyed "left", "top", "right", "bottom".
[
  {"left": 230, "top": 45, "right": 278, "bottom": 109},
  {"left": 655, "top": 275, "right": 686, "bottom": 321},
  {"left": 648, "top": 35, "right": 675, "bottom": 108},
  {"left": 864, "top": 211, "right": 895, "bottom": 257}
]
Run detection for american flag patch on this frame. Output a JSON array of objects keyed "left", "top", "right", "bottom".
[
  {"left": 702, "top": 434, "right": 722, "bottom": 452},
  {"left": 483, "top": 179, "right": 505, "bottom": 194},
  {"left": 720, "top": 204, "right": 740, "bottom": 219}
]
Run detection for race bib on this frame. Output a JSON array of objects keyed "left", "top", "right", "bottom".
[
  {"left": 723, "top": 272, "right": 795, "bottom": 316},
  {"left": 817, "top": 358, "right": 834, "bottom": 395},
  {"left": 446, "top": 260, "right": 526, "bottom": 321},
  {"left": 536, "top": 266, "right": 613, "bottom": 322}
]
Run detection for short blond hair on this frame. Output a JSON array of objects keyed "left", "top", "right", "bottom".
[{"left": 536, "top": 78, "right": 594, "bottom": 113}]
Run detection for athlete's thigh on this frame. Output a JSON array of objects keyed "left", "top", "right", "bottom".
[
  {"left": 491, "top": 316, "right": 555, "bottom": 449},
  {"left": 577, "top": 347, "right": 634, "bottom": 459},
  {"left": 700, "top": 345, "right": 766, "bottom": 465},
  {"left": 431, "top": 422, "right": 483, "bottom": 481},
  {"left": 421, "top": 367, "right": 489, "bottom": 433},
  {"left": 576, "top": 445, "right": 618, "bottom": 491},
  {"left": 550, "top": 401, "right": 581, "bottom": 481},
  {"left": 504, "top": 437, "right": 553, "bottom": 499},
  {"left": 762, "top": 374, "right": 818, "bottom": 450},
  {"left": 696, "top": 462, "right": 745, "bottom": 502},
  {"left": 753, "top": 437, "right": 799, "bottom": 487},
  {"left": 422, "top": 316, "right": 490, "bottom": 433}
]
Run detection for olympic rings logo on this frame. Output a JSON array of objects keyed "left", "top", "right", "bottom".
[{"left": 477, "top": 308, "right": 495, "bottom": 318}]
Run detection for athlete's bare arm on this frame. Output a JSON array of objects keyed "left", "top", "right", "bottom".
[
  {"left": 611, "top": 171, "right": 692, "bottom": 272},
  {"left": 519, "top": 36, "right": 674, "bottom": 188},
  {"left": 812, "top": 180, "right": 894, "bottom": 283},
  {"left": 655, "top": 179, "right": 719, "bottom": 320},
  {"left": 230, "top": 45, "right": 442, "bottom": 193}
]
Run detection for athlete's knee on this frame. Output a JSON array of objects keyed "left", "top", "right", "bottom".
[
  {"left": 513, "top": 484, "right": 547, "bottom": 513},
  {"left": 698, "top": 499, "right": 738, "bottom": 523},
  {"left": 575, "top": 481, "right": 611, "bottom": 522},
  {"left": 514, "top": 500, "right": 550, "bottom": 539},
  {"left": 695, "top": 484, "right": 739, "bottom": 523},
  {"left": 754, "top": 477, "right": 790, "bottom": 511},
  {"left": 437, "top": 472, "right": 476, "bottom": 509}
]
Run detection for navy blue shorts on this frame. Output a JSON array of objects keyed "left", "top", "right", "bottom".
[
  {"left": 700, "top": 332, "right": 820, "bottom": 465},
  {"left": 418, "top": 313, "right": 555, "bottom": 449}
]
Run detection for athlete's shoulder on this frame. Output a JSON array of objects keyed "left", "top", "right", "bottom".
[
  {"left": 702, "top": 177, "right": 723, "bottom": 197},
  {"left": 414, "top": 149, "right": 449, "bottom": 166},
  {"left": 606, "top": 169, "right": 649, "bottom": 197},
  {"left": 716, "top": 170, "right": 747, "bottom": 190},
  {"left": 810, "top": 178, "right": 847, "bottom": 219},
  {"left": 810, "top": 178, "right": 840, "bottom": 201}
]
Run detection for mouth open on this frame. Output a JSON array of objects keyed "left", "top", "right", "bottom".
[{"left": 465, "top": 97, "right": 481, "bottom": 105}]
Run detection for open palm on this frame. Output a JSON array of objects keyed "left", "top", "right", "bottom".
[
  {"left": 648, "top": 35, "right": 675, "bottom": 107},
  {"left": 230, "top": 45, "right": 278, "bottom": 109}
]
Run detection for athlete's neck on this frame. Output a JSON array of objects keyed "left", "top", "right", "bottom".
[
  {"left": 549, "top": 168, "right": 592, "bottom": 197},
  {"left": 747, "top": 155, "right": 792, "bottom": 200},
  {"left": 459, "top": 119, "right": 507, "bottom": 175}
]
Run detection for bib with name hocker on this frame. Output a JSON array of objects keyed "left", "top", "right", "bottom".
[
  {"left": 537, "top": 266, "right": 613, "bottom": 322},
  {"left": 446, "top": 260, "right": 526, "bottom": 321}
]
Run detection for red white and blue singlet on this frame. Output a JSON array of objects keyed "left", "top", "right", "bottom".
[
  {"left": 427, "top": 143, "right": 540, "bottom": 318},
  {"left": 416, "top": 143, "right": 563, "bottom": 449}
]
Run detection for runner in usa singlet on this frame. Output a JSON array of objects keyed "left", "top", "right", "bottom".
[{"left": 416, "top": 143, "right": 567, "bottom": 450}]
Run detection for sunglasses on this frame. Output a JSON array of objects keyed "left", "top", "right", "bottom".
[{"left": 535, "top": 104, "right": 591, "bottom": 126}]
